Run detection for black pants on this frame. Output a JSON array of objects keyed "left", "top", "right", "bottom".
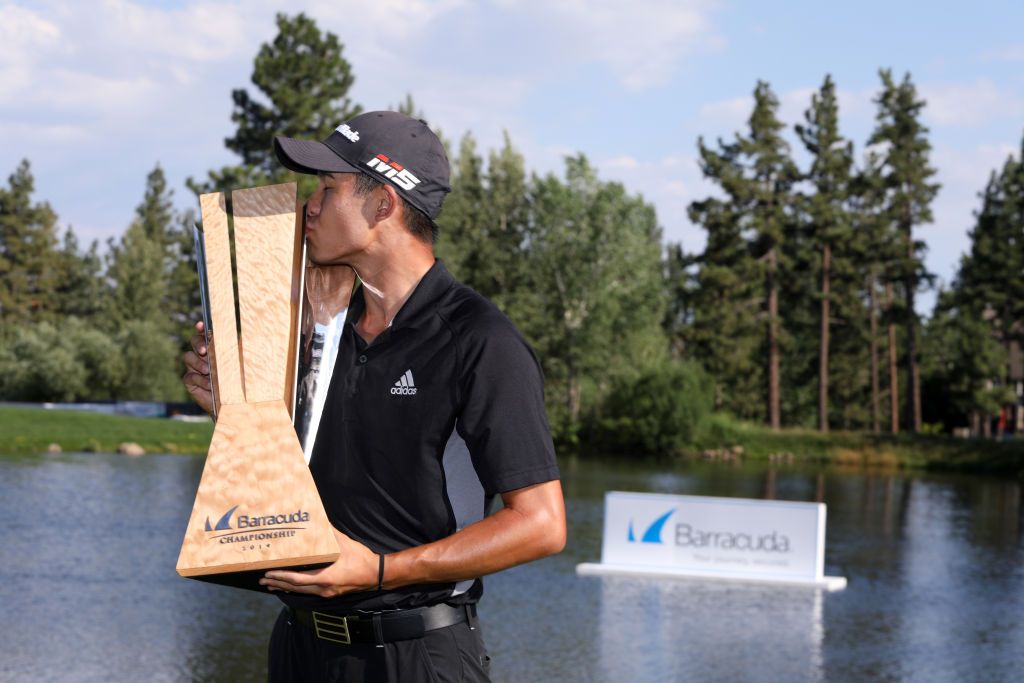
[{"left": 268, "top": 607, "right": 491, "bottom": 683}]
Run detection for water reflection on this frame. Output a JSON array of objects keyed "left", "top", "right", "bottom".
[
  {"left": 0, "top": 453, "right": 279, "bottom": 682},
  {"left": 1, "top": 453, "right": 1023, "bottom": 682},
  {"left": 596, "top": 577, "right": 824, "bottom": 683}
]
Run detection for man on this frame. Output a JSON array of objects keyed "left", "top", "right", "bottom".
[{"left": 181, "top": 111, "right": 566, "bottom": 682}]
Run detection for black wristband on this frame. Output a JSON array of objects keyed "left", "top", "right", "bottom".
[{"left": 377, "top": 553, "right": 385, "bottom": 592}]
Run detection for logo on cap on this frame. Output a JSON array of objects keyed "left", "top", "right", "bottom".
[
  {"left": 366, "top": 154, "right": 421, "bottom": 191},
  {"left": 336, "top": 124, "right": 360, "bottom": 142}
]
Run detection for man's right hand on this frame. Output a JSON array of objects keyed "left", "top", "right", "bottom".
[{"left": 182, "top": 321, "right": 215, "bottom": 417}]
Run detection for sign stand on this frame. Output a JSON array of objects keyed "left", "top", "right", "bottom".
[
  {"left": 176, "top": 184, "right": 340, "bottom": 591},
  {"left": 577, "top": 492, "right": 847, "bottom": 591}
]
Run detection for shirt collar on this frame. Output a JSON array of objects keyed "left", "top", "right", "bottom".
[{"left": 347, "top": 259, "right": 454, "bottom": 334}]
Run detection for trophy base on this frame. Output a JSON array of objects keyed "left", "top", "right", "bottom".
[{"left": 184, "top": 560, "right": 334, "bottom": 593}]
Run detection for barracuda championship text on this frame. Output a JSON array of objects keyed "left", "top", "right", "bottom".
[{"left": 216, "top": 509, "right": 310, "bottom": 545}]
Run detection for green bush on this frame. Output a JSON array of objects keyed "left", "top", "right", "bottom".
[
  {"left": 594, "top": 360, "right": 714, "bottom": 456},
  {"left": 115, "top": 319, "right": 185, "bottom": 400},
  {"left": 0, "top": 317, "right": 184, "bottom": 402},
  {"left": 0, "top": 321, "right": 89, "bottom": 401}
]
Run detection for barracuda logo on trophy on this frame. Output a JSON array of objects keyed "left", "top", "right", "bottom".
[{"left": 176, "top": 183, "right": 354, "bottom": 591}]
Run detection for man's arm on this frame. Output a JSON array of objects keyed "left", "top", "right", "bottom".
[{"left": 259, "top": 479, "right": 566, "bottom": 597}]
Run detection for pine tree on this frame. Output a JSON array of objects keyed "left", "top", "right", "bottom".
[
  {"left": 662, "top": 242, "right": 697, "bottom": 359},
  {"left": 190, "top": 13, "right": 362, "bottom": 196},
  {"left": 925, "top": 291, "right": 1014, "bottom": 435},
  {"left": 686, "top": 195, "right": 764, "bottom": 418},
  {"left": 54, "top": 227, "right": 105, "bottom": 320},
  {"left": 106, "top": 224, "right": 165, "bottom": 327},
  {"left": 868, "top": 70, "right": 940, "bottom": 433},
  {"left": 944, "top": 143, "right": 1024, "bottom": 431},
  {"left": 437, "top": 132, "right": 529, "bottom": 316},
  {"left": 957, "top": 152, "right": 1024, "bottom": 346},
  {"left": 107, "top": 166, "right": 180, "bottom": 328},
  {"left": 136, "top": 165, "right": 176, "bottom": 252},
  {"left": 795, "top": 75, "right": 854, "bottom": 432},
  {"left": 691, "top": 82, "right": 800, "bottom": 429},
  {"left": 850, "top": 150, "right": 903, "bottom": 432},
  {"left": 436, "top": 132, "right": 487, "bottom": 283},
  {"left": 0, "top": 160, "right": 60, "bottom": 321},
  {"left": 136, "top": 164, "right": 203, "bottom": 345},
  {"left": 481, "top": 134, "right": 530, "bottom": 314},
  {"left": 105, "top": 167, "right": 185, "bottom": 400},
  {"left": 165, "top": 209, "right": 203, "bottom": 347}
]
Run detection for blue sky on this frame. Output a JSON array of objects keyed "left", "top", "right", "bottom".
[{"left": 3, "top": 1, "right": 1022, "bottom": 314}]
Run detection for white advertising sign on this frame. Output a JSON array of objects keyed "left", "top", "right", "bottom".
[{"left": 577, "top": 491, "right": 846, "bottom": 590}]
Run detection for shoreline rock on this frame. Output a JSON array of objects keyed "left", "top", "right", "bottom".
[{"left": 118, "top": 442, "right": 146, "bottom": 457}]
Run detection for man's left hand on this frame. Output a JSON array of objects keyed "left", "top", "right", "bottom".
[{"left": 259, "top": 528, "right": 379, "bottom": 598}]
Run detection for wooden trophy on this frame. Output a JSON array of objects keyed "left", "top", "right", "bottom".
[{"left": 176, "top": 182, "right": 340, "bottom": 591}]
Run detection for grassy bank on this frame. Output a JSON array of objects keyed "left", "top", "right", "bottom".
[
  {"left": 0, "top": 406, "right": 212, "bottom": 456},
  {"left": 2, "top": 407, "right": 1022, "bottom": 479},
  {"left": 689, "top": 413, "right": 1024, "bottom": 478}
]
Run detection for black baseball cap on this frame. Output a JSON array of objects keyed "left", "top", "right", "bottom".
[{"left": 274, "top": 111, "right": 451, "bottom": 220}]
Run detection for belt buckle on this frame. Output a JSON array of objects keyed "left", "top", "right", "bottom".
[{"left": 312, "top": 611, "right": 352, "bottom": 645}]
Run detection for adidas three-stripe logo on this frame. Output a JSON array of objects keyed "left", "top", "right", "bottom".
[{"left": 390, "top": 369, "right": 417, "bottom": 396}]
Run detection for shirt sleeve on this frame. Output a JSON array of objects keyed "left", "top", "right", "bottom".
[{"left": 454, "top": 315, "right": 560, "bottom": 495}]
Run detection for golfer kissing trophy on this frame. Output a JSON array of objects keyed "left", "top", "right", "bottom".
[{"left": 176, "top": 182, "right": 354, "bottom": 592}]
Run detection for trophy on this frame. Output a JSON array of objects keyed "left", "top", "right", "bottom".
[{"left": 176, "top": 182, "right": 352, "bottom": 591}]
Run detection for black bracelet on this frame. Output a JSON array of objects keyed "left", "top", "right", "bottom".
[{"left": 377, "top": 553, "right": 385, "bottom": 592}]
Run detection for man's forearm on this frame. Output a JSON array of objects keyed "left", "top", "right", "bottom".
[{"left": 382, "top": 479, "right": 566, "bottom": 589}]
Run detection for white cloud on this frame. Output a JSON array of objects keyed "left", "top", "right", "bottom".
[
  {"left": 979, "top": 44, "right": 1024, "bottom": 62},
  {"left": 495, "top": 0, "right": 721, "bottom": 90},
  {"left": 40, "top": 69, "right": 160, "bottom": 113},
  {"left": 61, "top": 0, "right": 255, "bottom": 63},
  {"left": 0, "top": 4, "right": 61, "bottom": 62},
  {"left": 306, "top": 0, "right": 466, "bottom": 39},
  {"left": 0, "top": 1, "right": 262, "bottom": 123},
  {"left": 667, "top": 180, "right": 688, "bottom": 197},
  {"left": 603, "top": 156, "right": 640, "bottom": 170},
  {"left": 0, "top": 120, "right": 86, "bottom": 144},
  {"left": 0, "top": 0, "right": 723, "bottom": 171},
  {"left": 932, "top": 142, "right": 1016, "bottom": 188},
  {"left": 777, "top": 87, "right": 816, "bottom": 126},
  {"left": 371, "top": 72, "right": 534, "bottom": 145},
  {"left": 697, "top": 95, "right": 749, "bottom": 133},
  {"left": 921, "top": 79, "right": 1024, "bottom": 127}
]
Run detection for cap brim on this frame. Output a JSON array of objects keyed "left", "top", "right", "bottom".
[{"left": 274, "top": 137, "right": 361, "bottom": 175}]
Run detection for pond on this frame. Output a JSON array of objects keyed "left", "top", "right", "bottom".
[{"left": 1, "top": 452, "right": 1021, "bottom": 682}]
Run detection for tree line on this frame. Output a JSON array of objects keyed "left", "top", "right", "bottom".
[
  {"left": 672, "top": 73, "right": 1022, "bottom": 437},
  {"left": 1, "top": 13, "right": 1020, "bottom": 450}
]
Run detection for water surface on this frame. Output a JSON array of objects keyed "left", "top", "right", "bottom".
[{"left": 1, "top": 452, "right": 1021, "bottom": 682}]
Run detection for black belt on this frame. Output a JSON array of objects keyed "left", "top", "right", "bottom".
[{"left": 290, "top": 603, "right": 474, "bottom": 645}]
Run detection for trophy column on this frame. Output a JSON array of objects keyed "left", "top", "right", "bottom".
[{"left": 176, "top": 183, "right": 340, "bottom": 591}]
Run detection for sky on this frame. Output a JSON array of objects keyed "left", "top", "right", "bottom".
[{"left": 3, "top": 0, "right": 1023, "bottom": 315}]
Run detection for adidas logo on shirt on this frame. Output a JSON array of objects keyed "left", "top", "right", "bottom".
[{"left": 390, "top": 369, "right": 417, "bottom": 396}]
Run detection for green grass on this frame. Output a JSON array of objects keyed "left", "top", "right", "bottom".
[
  {"left": 0, "top": 406, "right": 213, "bottom": 456},
  {"left": 4, "top": 406, "right": 1022, "bottom": 479},
  {"left": 689, "top": 413, "right": 1024, "bottom": 478}
]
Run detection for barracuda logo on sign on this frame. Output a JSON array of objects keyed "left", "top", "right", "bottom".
[
  {"left": 628, "top": 508, "right": 676, "bottom": 544},
  {"left": 202, "top": 505, "right": 311, "bottom": 546}
]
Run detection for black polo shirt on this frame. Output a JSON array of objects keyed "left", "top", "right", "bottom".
[{"left": 282, "top": 260, "right": 560, "bottom": 613}]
